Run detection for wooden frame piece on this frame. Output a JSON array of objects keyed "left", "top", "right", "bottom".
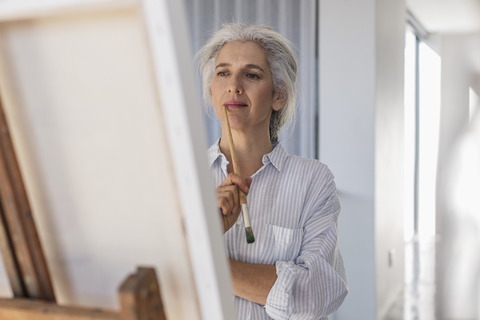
[
  {"left": 0, "top": 298, "right": 119, "bottom": 320},
  {"left": 0, "top": 0, "right": 136, "bottom": 22},
  {"left": 0, "top": 92, "right": 55, "bottom": 301},
  {"left": 0, "top": 267, "right": 166, "bottom": 320},
  {"left": 119, "top": 268, "right": 166, "bottom": 320}
]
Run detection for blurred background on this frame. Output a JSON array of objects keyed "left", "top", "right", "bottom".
[
  {"left": 183, "top": 0, "right": 480, "bottom": 319},
  {"left": 0, "top": 0, "right": 477, "bottom": 319}
]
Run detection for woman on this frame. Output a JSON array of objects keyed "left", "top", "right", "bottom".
[{"left": 197, "top": 23, "right": 348, "bottom": 320}]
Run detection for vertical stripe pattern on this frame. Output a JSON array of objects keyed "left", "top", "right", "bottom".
[{"left": 208, "top": 141, "right": 348, "bottom": 320}]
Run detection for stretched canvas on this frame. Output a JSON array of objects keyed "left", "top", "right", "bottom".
[{"left": 0, "top": 1, "right": 234, "bottom": 319}]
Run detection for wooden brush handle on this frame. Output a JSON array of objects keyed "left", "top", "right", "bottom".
[{"left": 222, "top": 105, "right": 247, "bottom": 205}]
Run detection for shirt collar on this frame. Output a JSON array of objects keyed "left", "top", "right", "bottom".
[
  {"left": 207, "top": 139, "right": 289, "bottom": 172},
  {"left": 262, "top": 142, "right": 288, "bottom": 172}
]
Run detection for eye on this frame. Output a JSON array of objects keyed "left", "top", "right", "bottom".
[
  {"left": 217, "top": 71, "right": 229, "bottom": 76},
  {"left": 246, "top": 73, "right": 260, "bottom": 79}
]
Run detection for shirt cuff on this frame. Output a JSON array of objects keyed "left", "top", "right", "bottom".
[{"left": 265, "top": 261, "right": 297, "bottom": 320}]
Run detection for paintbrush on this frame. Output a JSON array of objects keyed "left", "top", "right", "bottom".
[{"left": 222, "top": 105, "right": 255, "bottom": 244}]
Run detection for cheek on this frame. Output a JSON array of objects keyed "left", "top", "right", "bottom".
[
  {"left": 256, "top": 88, "right": 275, "bottom": 109},
  {"left": 210, "top": 82, "right": 222, "bottom": 104},
  {"left": 210, "top": 84, "right": 223, "bottom": 120}
]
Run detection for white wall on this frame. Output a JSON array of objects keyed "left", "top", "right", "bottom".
[
  {"left": 438, "top": 35, "right": 476, "bottom": 163},
  {"left": 320, "top": 0, "right": 405, "bottom": 319},
  {"left": 374, "top": 0, "right": 406, "bottom": 318},
  {"left": 436, "top": 33, "right": 480, "bottom": 235},
  {"left": 436, "top": 32, "right": 480, "bottom": 318},
  {"left": 319, "top": 1, "right": 376, "bottom": 318}
]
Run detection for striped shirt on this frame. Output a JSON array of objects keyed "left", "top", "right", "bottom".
[{"left": 208, "top": 140, "right": 348, "bottom": 320}]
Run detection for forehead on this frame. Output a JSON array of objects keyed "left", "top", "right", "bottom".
[{"left": 215, "top": 41, "right": 269, "bottom": 69}]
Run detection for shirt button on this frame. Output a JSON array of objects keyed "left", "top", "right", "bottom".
[{"left": 236, "top": 219, "right": 242, "bottom": 226}]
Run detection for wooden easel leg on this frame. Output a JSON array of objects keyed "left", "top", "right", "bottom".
[
  {"left": 0, "top": 92, "right": 56, "bottom": 301},
  {"left": 0, "top": 203, "right": 25, "bottom": 296},
  {"left": 118, "top": 267, "right": 167, "bottom": 320}
]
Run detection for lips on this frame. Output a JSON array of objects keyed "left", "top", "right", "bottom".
[{"left": 224, "top": 101, "right": 248, "bottom": 109}]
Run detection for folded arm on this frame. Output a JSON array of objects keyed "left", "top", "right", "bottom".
[{"left": 229, "top": 259, "right": 277, "bottom": 305}]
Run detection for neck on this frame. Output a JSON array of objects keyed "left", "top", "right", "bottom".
[{"left": 219, "top": 129, "right": 273, "bottom": 179}]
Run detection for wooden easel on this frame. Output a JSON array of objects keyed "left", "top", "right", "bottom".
[
  {"left": 0, "top": 91, "right": 167, "bottom": 320},
  {"left": 0, "top": 267, "right": 166, "bottom": 320}
]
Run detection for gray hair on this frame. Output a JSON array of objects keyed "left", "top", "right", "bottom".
[{"left": 196, "top": 23, "right": 298, "bottom": 142}]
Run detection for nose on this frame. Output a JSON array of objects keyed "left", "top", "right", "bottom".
[{"left": 227, "top": 76, "right": 243, "bottom": 94}]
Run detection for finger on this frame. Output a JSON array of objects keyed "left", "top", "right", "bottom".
[
  {"left": 218, "top": 189, "right": 237, "bottom": 214},
  {"left": 218, "top": 173, "right": 236, "bottom": 187},
  {"left": 225, "top": 188, "right": 239, "bottom": 214},
  {"left": 217, "top": 194, "right": 232, "bottom": 215},
  {"left": 223, "top": 173, "right": 250, "bottom": 194},
  {"left": 224, "top": 188, "right": 239, "bottom": 214},
  {"left": 217, "top": 184, "right": 239, "bottom": 202}
]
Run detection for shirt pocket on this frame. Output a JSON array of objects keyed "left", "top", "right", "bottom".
[{"left": 264, "top": 225, "right": 303, "bottom": 262}]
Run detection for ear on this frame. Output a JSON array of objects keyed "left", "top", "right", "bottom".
[{"left": 272, "top": 91, "right": 287, "bottom": 111}]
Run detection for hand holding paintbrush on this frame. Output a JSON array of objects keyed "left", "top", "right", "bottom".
[{"left": 221, "top": 105, "right": 255, "bottom": 243}]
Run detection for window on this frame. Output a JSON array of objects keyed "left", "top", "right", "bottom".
[{"left": 404, "top": 27, "right": 441, "bottom": 241}]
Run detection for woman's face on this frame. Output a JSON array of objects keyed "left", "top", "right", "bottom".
[{"left": 211, "top": 41, "right": 285, "bottom": 134}]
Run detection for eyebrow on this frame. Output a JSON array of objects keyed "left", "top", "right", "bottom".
[{"left": 215, "top": 63, "right": 265, "bottom": 73}]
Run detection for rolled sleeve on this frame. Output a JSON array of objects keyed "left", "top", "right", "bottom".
[
  {"left": 265, "top": 184, "right": 349, "bottom": 320},
  {"left": 265, "top": 261, "right": 297, "bottom": 319}
]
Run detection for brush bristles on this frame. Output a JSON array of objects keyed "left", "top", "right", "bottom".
[{"left": 245, "top": 227, "right": 255, "bottom": 243}]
